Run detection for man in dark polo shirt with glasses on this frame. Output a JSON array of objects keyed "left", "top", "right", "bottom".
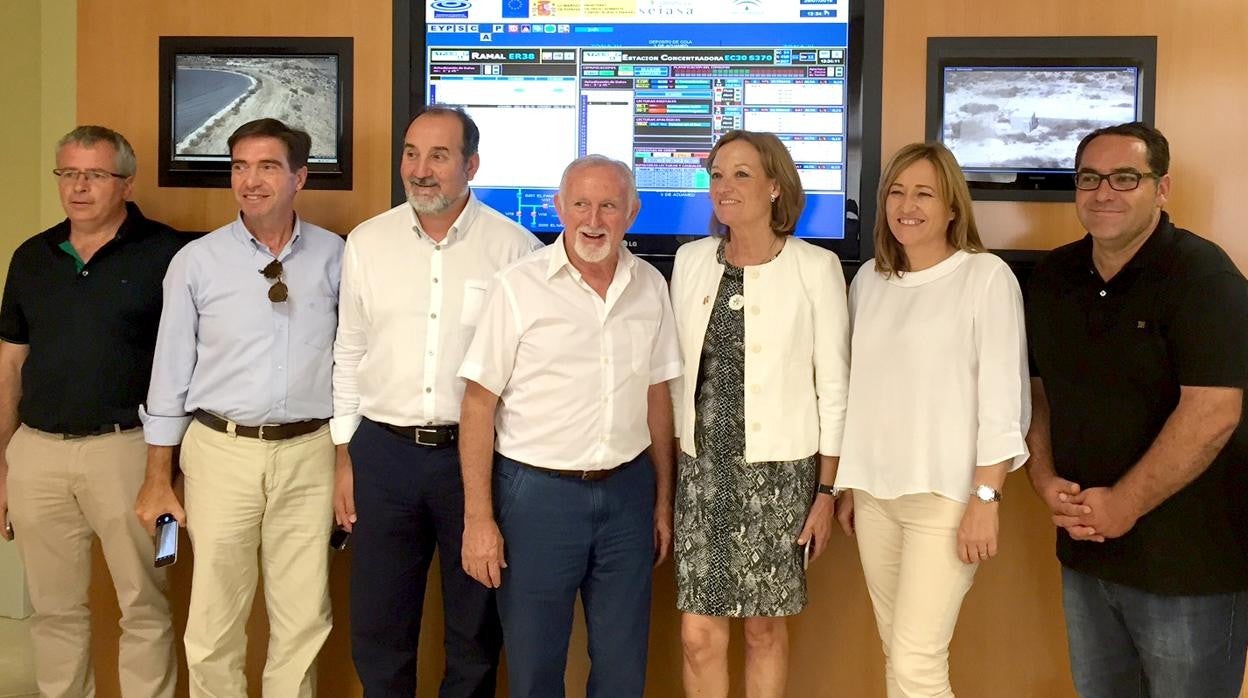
[
  {"left": 134, "top": 118, "right": 342, "bottom": 697},
  {"left": 0, "top": 125, "right": 184, "bottom": 697},
  {"left": 1026, "top": 122, "right": 1248, "bottom": 697}
]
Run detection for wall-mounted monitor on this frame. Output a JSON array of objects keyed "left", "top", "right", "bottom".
[
  {"left": 158, "top": 36, "right": 354, "bottom": 190},
  {"left": 926, "top": 36, "right": 1156, "bottom": 202},
  {"left": 395, "top": 0, "right": 883, "bottom": 261}
]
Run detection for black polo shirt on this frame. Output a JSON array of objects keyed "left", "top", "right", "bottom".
[
  {"left": 0, "top": 202, "right": 187, "bottom": 433},
  {"left": 1027, "top": 211, "right": 1248, "bottom": 595}
]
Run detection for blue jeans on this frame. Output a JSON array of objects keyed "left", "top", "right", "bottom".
[
  {"left": 494, "top": 453, "right": 656, "bottom": 698},
  {"left": 1062, "top": 566, "right": 1248, "bottom": 698}
]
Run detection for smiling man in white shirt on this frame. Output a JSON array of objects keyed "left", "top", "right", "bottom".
[
  {"left": 332, "top": 106, "right": 541, "bottom": 697},
  {"left": 458, "top": 155, "right": 680, "bottom": 698}
]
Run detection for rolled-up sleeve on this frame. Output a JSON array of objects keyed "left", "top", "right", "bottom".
[
  {"left": 141, "top": 249, "right": 198, "bottom": 446},
  {"left": 973, "top": 263, "right": 1031, "bottom": 469}
]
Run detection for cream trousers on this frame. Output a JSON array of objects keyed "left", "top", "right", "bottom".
[
  {"left": 180, "top": 420, "right": 334, "bottom": 698},
  {"left": 6, "top": 425, "right": 176, "bottom": 698},
  {"left": 853, "top": 490, "right": 979, "bottom": 698}
]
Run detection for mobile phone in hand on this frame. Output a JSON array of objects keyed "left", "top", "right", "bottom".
[
  {"left": 329, "top": 526, "right": 351, "bottom": 551},
  {"left": 802, "top": 539, "right": 812, "bottom": 571},
  {"left": 154, "top": 514, "right": 178, "bottom": 567}
]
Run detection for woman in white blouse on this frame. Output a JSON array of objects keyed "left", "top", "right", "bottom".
[
  {"left": 834, "top": 142, "right": 1030, "bottom": 698},
  {"left": 670, "top": 130, "right": 850, "bottom": 697}
]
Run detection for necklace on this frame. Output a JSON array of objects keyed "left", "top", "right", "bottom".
[{"left": 726, "top": 234, "right": 783, "bottom": 267}]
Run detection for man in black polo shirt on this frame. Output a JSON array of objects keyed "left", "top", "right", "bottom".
[
  {"left": 1026, "top": 121, "right": 1248, "bottom": 697},
  {"left": 0, "top": 125, "right": 184, "bottom": 697}
]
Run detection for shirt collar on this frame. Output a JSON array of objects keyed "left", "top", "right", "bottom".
[
  {"left": 407, "top": 190, "right": 481, "bottom": 245},
  {"left": 45, "top": 200, "right": 148, "bottom": 247},
  {"left": 544, "top": 232, "right": 637, "bottom": 282},
  {"left": 1071, "top": 210, "right": 1176, "bottom": 281},
  {"left": 1117, "top": 210, "right": 1177, "bottom": 276},
  {"left": 230, "top": 212, "right": 304, "bottom": 260}
]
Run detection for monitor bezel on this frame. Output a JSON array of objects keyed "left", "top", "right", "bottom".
[
  {"left": 925, "top": 35, "right": 1157, "bottom": 203},
  {"left": 157, "top": 36, "right": 355, "bottom": 190},
  {"left": 394, "top": 1, "right": 884, "bottom": 263}
]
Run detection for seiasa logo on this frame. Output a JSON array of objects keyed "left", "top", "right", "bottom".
[{"left": 431, "top": 0, "right": 473, "bottom": 11}]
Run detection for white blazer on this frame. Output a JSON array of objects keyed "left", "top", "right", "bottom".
[{"left": 669, "top": 235, "right": 850, "bottom": 462}]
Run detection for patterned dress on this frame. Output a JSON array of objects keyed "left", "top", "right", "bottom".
[{"left": 674, "top": 240, "right": 818, "bottom": 617}]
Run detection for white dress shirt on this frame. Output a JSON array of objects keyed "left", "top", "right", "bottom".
[
  {"left": 669, "top": 235, "right": 850, "bottom": 462},
  {"left": 330, "top": 194, "right": 542, "bottom": 444},
  {"left": 835, "top": 250, "right": 1031, "bottom": 503},
  {"left": 458, "top": 236, "right": 682, "bottom": 471}
]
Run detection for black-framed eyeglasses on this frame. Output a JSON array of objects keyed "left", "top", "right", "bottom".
[
  {"left": 259, "top": 260, "right": 288, "bottom": 303},
  {"left": 51, "top": 168, "right": 128, "bottom": 183},
  {"left": 1073, "top": 170, "right": 1160, "bottom": 192}
]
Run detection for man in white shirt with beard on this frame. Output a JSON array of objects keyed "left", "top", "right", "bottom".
[
  {"left": 332, "top": 105, "right": 541, "bottom": 697},
  {"left": 458, "top": 155, "right": 680, "bottom": 698}
]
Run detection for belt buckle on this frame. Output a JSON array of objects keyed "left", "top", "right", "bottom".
[
  {"left": 414, "top": 428, "right": 437, "bottom": 447},
  {"left": 257, "top": 424, "right": 269, "bottom": 440},
  {"left": 580, "top": 470, "right": 593, "bottom": 481}
]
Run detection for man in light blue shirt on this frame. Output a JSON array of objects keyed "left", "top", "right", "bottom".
[{"left": 134, "top": 118, "right": 343, "bottom": 698}]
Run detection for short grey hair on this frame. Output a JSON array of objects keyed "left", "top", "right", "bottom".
[
  {"left": 558, "top": 155, "right": 639, "bottom": 215},
  {"left": 56, "top": 125, "right": 137, "bottom": 177}
]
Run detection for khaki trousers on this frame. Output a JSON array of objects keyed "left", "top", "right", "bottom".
[
  {"left": 180, "top": 420, "right": 334, "bottom": 698},
  {"left": 853, "top": 490, "right": 979, "bottom": 698},
  {"left": 6, "top": 425, "right": 176, "bottom": 698}
]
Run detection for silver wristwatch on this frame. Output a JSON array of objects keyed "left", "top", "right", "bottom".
[{"left": 971, "top": 484, "right": 1002, "bottom": 503}]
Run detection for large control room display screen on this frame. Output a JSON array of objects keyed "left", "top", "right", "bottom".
[{"left": 419, "top": 0, "right": 860, "bottom": 254}]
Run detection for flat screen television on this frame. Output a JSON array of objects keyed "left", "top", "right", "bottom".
[
  {"left": 158, "top": 36, "right": 354, "bottom": 190},
  {"left": 395, "top": 0, "right": 883, "bottom": 261},
  {"left": 926, "top": 36, "right": 1156, "bottom": 202}
]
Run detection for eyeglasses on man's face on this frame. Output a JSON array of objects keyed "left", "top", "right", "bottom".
[
  {"left": 1073, "top": 170, "right": 1161, "bottom": 192},
  {"left": 259, "top": 260, "right": 288, "bottom": 303},
  {"left": 52, "top": 168, "right": 128, "bottom": 184}
]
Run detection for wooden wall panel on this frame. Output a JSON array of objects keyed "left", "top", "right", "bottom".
[
  {"left": 76, "top": 0, "right": 393, "bottom": 236},
  {"left": 882, "top": 0, "right": 1248, "bottom": 265},
  {"left": 76, "top": 1, "right": 1248, "bottom": 696}
]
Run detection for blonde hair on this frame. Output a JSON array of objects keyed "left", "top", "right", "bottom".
[{"left": 873, "top": 142, "right": 984, "bottom": 277}]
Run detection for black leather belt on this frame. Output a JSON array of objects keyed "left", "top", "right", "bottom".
[
  {"left": 520, "top": 458, "right": 632, "bottom": 482},
  {"left": 47, "top": 423, "right": 141, "bottom": 440},
  {"left": 377, "top": 421, "right": 458, "bottom": 448},
  {"left": 193, "top": 410, "right": 327, "bottom": 441}
]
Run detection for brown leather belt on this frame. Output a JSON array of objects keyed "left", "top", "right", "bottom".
[
  {"left": 49, "top": 423, "right": 142, "bottom": 440},
  {"left": 520, "top": 458, "right": 633, "bottom": 482},
  {"left": 377, "top": 421, "right": 458, "bottom": 448},
  {"left": 193, "top": 410, "right": 327, "bottom": 441}
]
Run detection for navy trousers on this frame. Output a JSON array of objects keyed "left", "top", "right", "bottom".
[
  {"left": 348, "top": 418, "right": 502, "bottom": 698},
  {"left": 494, "top": 452, "right": 656, "bottom": 698}
]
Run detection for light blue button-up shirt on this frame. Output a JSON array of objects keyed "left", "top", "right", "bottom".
[{"left": 142, "top": 215, "right": 344, "bottom": 446}]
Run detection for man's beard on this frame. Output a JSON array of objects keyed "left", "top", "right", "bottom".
[
  {"left": 572, "top": 225, "right": 614, "bottom": 264},
  {"left": 406, "top": 177, "right": 464, "bottom": 215}
]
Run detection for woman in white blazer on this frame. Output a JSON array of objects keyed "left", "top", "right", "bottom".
[
  {"left": 834, "top": 142, "right": 1030, "bottom": 698},
  {"left": 670, "top": 130, "right": 850, "bottom": 697}
]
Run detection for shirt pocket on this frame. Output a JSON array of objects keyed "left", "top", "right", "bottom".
[
  {"left": 299, "top": 295, "right": 339, "bottom": 349},
  {"left": 629, "top": 318, "right": 658, "bottom": 376},
  {"left": 461, "top": 279, "right": 489, "bottom": 327}
]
